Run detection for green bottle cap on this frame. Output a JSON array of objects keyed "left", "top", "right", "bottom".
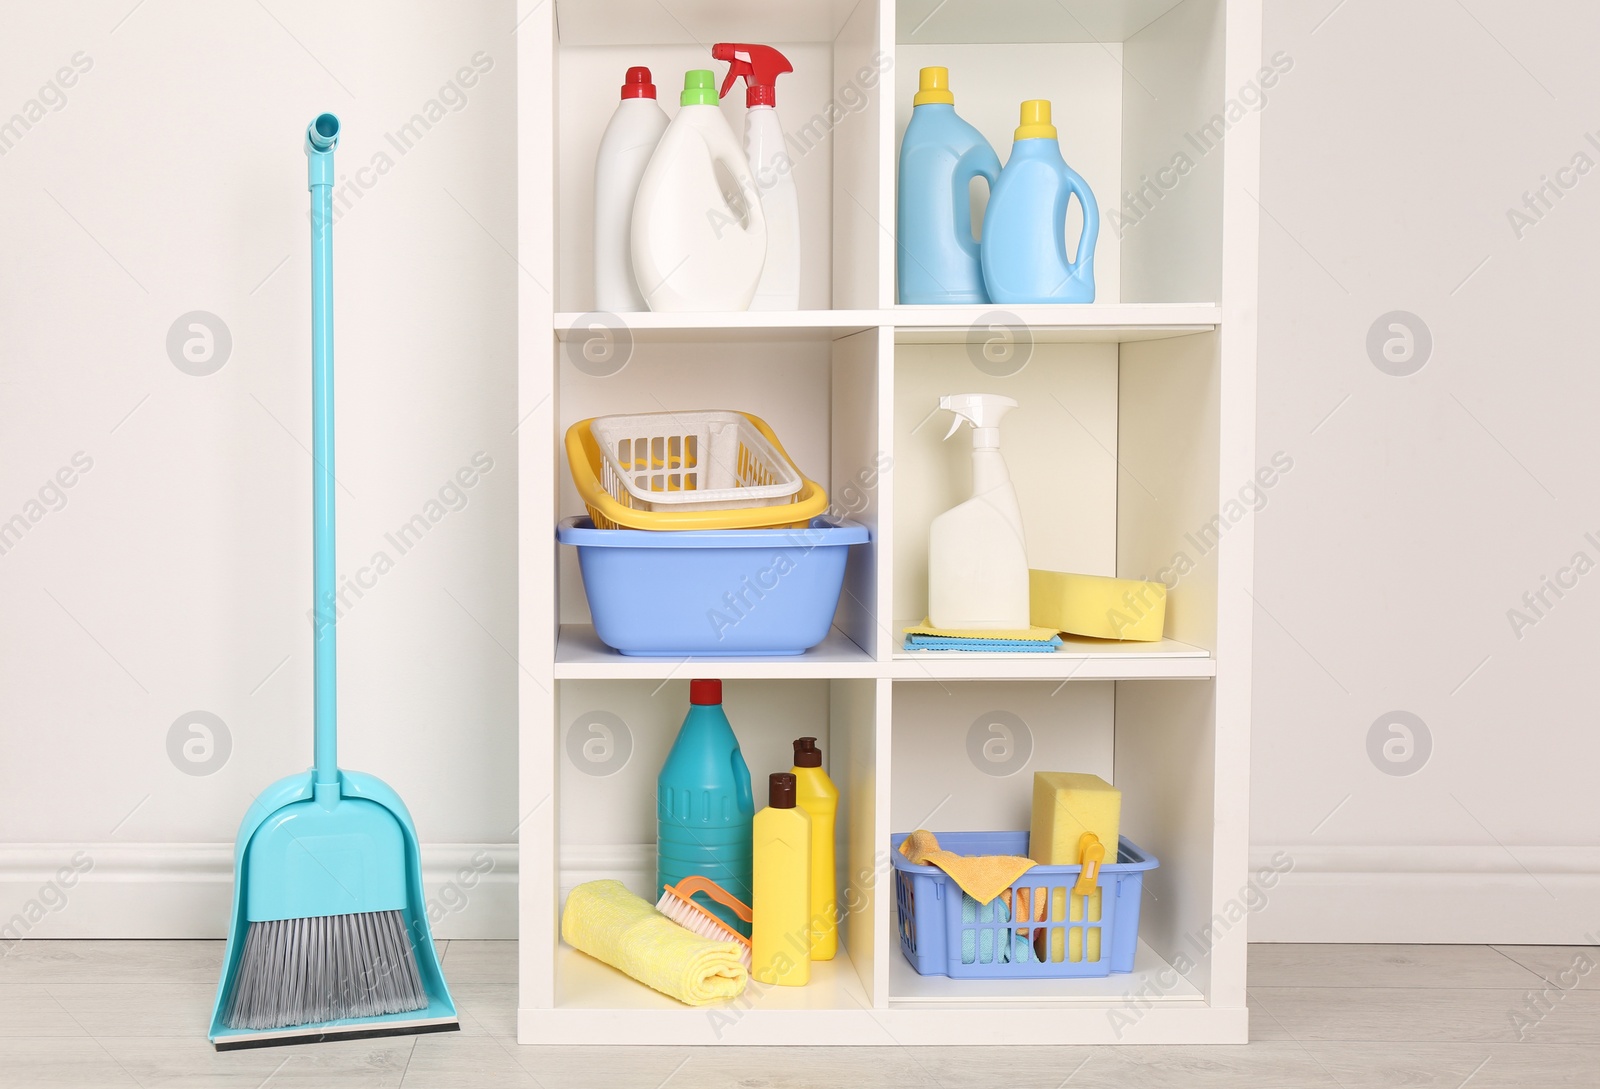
[{"left": 681, "top": 69, "right": 718, "bottom": 107}]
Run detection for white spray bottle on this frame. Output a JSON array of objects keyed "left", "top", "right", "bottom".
[
  {"left": 713, "top": 43, "right": 799, "bottom": 310},
  {"left": 928, "top": 394, "right": 1029, "bottom": 630}
]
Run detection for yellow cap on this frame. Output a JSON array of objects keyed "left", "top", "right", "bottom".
[
  {"left": 1015, "top": 99, "right": 1057, "bottom": 140},
  {"left": 914, "top": 67, "right": 954, "bottom": 106}
]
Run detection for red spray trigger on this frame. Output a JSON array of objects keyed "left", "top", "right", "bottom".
[{"left": 711, "top": 43, "right": 793, "bottom": 108}]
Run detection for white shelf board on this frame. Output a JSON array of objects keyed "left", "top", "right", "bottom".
[
  {"left": 555, "top": 310, "right": 881, "bottom": 343},
  {"left": 898, "top": 0, "right": 1188, "bottom": 45},
  {"left": 892, "top": 304, "right": 1220, "bottom": 344},
  {"left": 554, "top": 306, "right": 1219, "bottom": 345},
  {"left": 554, "top": 623, "right": 879, "bottom": 678},
  {"left": 892, "top": 631, "right": 1214, "bottom": 680},
  {"left": 554, "top": 0, "right": 863, "bottom": 47},
  {"left": 888, "top": 939, "right": 1202, "bottom": 1006}
]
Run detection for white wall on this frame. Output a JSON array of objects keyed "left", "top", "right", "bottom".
[
  {"left": 0, "top": 1, "right": 518, "bottom": 937},
  {"left": 5, "top": 0, "right": 1596, "bottom": 946},
  {"left": 1249, "top": 0, "right": 1600, "bottom": 941}
]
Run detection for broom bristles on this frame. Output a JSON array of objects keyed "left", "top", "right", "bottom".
[{"left": 223, "top": 909, "right": 428, "bottom": 1030}]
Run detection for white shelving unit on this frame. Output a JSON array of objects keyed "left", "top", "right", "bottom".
[{"left": 517, "top": 0, "right": 1260, "bottom": 1045}]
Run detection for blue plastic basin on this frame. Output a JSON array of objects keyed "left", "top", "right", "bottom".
[{"left": 557, "top": 517, "right": 869, "bottom": 656}]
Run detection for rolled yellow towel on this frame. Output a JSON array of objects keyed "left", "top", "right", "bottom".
[{"left": 560, "top": 880, "right": 747, "bottom": 1006}]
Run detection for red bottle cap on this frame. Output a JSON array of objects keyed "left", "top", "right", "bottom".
[
  {"left": 621, "top": 66, "right": 656, "bottom": 100},
  {"left": 690, "top": 679, "right": 722, "bottom": 705}
]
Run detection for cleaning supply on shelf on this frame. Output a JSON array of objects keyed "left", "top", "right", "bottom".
[
  {"left": 631, "top": 70, "right": 768, "bottom": 311},
  {"left": 981, "top": 100, "right": 1100, "bottom": 304},
  {"left": 565, "top": 411, "right": 828, "bottom": 531},
  {"left": 789, "top": 737, "right": 838, "bottom": 960},
  {"left": 897, "top": 67, "right": 1001, "bottom": 305},
  {"left": 658, "top": 680, "right": 755, "bottom": 936},
  {"left": 751, "top": 772, "right": 811, "bottom": 987},
  {"left": 1030, "top": 570, "right": 1167, "bottom": 641},
  {"left": 657, "top": 876, "right": 753, "bottom": 971},
  {"left": 209, "top": 114, "right": 456, "bottom": 1051},
  {"left": 562, "top": 880, "right": 748, "bottom": 1006},
  {"left": 714, "top": 43, "right": 798, "bottom": 311},
  {"left": 902, "top": 619, "right": 1062, "bottom": 653},
  {"left": 896, "top": 829, "right": 1033, "bottom": 905},
  {"left": 558, "top": 517, "right": 867, "bottom": 656},
  {"left": 593, "top": 66, "right": 670, "bottom": 312},
  {"left": 1029, "top": 772, "right": 1121, "bottom": 867},
  {"left": 927, "top": 394, "right": 1028, "bottom": 630},
  {"left": 891, "top": 830, "right": 1157, "bottom": 979},
  {"left": 589, "top": 409, "right": 803, "bottom": 515}
]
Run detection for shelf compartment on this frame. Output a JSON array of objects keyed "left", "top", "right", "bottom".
[
  {"left": 555, "top": 623, "right": 877, "bottom": 678},
  {"left": 893, "top": 1, "right": 1228, "bottom": 305}
]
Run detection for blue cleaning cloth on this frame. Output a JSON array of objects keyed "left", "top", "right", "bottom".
[
  {"left": 905, "top": 634, "right": 1064, "bottom": 653},
  {"left": 958, "top": 893, "right": 1036, "bottom": 965}
]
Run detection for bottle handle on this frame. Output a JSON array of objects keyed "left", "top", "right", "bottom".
[
  {"left": 731, "top": 746, "right": 754, "bottom": 815},
  {"left": 708, "top": 134, "right": 767, "bottom": 239},
  {"left": 1060, "top": 168, "right": 1100, "bottom": 273},
  {"left": 954, "top": 144, "right": 1002, "bottom": 251}
]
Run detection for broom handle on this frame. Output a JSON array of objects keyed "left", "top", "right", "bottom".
[{"left": 306, "top": 114, "right": 340, "bottom": 789}]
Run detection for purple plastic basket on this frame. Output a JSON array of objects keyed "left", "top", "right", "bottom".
[{"left": 891, "top": 831, "right": 1158, "bottom": 979}]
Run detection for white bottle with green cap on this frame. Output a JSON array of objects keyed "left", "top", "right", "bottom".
[{"left": 631, "top": 69, "right": 769, "bottom": 311}]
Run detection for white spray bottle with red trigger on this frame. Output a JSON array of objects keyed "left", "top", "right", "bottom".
[
  {"left": 714, "top": 43, "right": 799, "bottom": 310},
  {"left": 927, "top": 394, "right": 1029, "bottom": 630}
]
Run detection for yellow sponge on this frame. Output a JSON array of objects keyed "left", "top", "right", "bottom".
[
  {"left": 1029, "top": 570, "right": 1166, "bottom": 641},
  {"left": 1030, "top": 772, "right": 1120, "bottom": 866}
]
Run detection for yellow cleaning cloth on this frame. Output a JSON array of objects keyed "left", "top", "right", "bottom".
[
  {"left": 898, "top": 830, "right": 1035, "bottom": 905},
  {"left": 904, "top": 619, "right": 1061, "bottom": 641},
  {"left": 560, "top": 880, "right": 747, "bottom": 1006}
]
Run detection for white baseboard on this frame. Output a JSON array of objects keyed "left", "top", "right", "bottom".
[
  {"left": 15, "top": 841, "right": 1592, "bottom": 945},
  {"left": 0, "top": 843, "right": 518, "bottom": 941},
  {"left": 1250, "top": 845, "right": 1600, "bottom": 944}
]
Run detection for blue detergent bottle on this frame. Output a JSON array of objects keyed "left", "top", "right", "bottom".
[
  {"left": 981, "top": 100, "right": 1100, "bottom": 304},
  {"left": 897, "top": 67, "right": 1001, "bottom": 305},
  {"left": 657, "top": 679, "right": 755, "bottom": 936}
]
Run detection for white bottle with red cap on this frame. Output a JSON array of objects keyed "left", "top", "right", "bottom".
[
  {"left": 715, "top": 44, "right": 799, "bottom": 310},
  {"left": 593, "top": 66, "right": 669, "bottom": 312}
]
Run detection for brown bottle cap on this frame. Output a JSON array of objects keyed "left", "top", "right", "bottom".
[
  {"left": 792, "top": 737, "right": 822, "bottom": 767},
  {"left": 769, "top": 772, "right": 797, "bottom": 808}
]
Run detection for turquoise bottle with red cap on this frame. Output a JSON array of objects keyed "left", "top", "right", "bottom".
[
  {"left": 980, "top": 100, "right": 1100, "bottom": 303},
  {"left": 657, "top": 679, "right": 755, "bottom": 936}
]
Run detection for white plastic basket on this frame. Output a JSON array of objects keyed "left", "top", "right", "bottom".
[{"left": 589, "top": 410, "right": 804, "bottom": 513}]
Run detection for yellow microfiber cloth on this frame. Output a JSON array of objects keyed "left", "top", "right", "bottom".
[
  {"left": 898, "top": 829, "right": 1035, "bottom": 905},
  {"left": 560, "top": 880, "right": 747, "bottom": 1007},
  {"left": 903, "top": 619, "right": 1061, "bottom": 641}
]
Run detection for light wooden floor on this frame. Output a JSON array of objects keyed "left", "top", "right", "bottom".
[{"left": 1, "top": 941, "right": 1595, "bottom": 1087}]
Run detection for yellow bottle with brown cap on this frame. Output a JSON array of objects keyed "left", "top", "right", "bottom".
[
  {"left": 791, "top": 737, "right": 838, "bottom": 960},
  {"left": 751, "top": 772, "right": 811, "bottom": 986}
]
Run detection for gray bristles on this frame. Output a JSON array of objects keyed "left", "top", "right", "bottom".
[{"left": 224, "top": 910, "right": 428, "bottom": 1030}]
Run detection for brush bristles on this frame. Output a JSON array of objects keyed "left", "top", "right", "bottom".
[
  {"left": 656, "top": 891, "right": 752, "bottom": 969},
  {"left": 224, "top": 910, "right": 428, "bottom": 1030}
]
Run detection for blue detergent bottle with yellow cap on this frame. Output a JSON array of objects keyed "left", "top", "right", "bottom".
[
  {"left": 897, "top": 67, "right": 1001, "bottom": 304},
  {"left": 981, "top": 100, "right": 1100, "bottom": 304}
]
